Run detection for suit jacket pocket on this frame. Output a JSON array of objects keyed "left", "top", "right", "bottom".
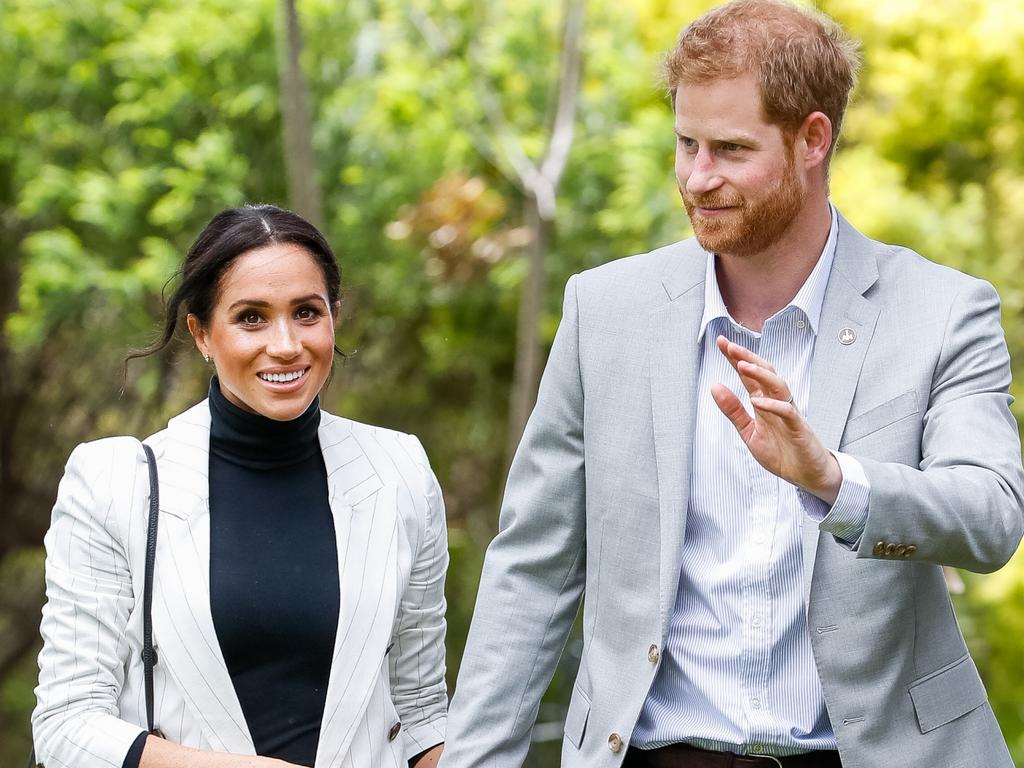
[
  {"left": 564, "top": 684, "right": 592, "bottom": 749},
  {"left": 842, "top": 390, "right": 919, "bottom": 447},
  {"left": 908, "top": 653, "right": 987, "bottom": 733}
]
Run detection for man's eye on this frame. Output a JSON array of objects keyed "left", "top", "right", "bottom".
[{"left": 722, "top": 142, "right": 742, "bottom": 151}]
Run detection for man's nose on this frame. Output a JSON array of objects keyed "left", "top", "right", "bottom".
[{"left": 684, "top": 149, "right": 722, "bottom": 196}]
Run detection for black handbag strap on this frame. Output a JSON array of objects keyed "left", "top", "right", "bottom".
[{"left": 140, "top": 442, "right": 162, "bottom": 737}]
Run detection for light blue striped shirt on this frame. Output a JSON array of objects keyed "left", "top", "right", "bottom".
[{"left": 633, "top": 206, "right": 870, "bottom": 756}]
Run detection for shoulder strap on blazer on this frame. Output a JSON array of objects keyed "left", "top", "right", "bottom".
[{"left": 140, "top": 442, "right": 163, "bottom": 738}]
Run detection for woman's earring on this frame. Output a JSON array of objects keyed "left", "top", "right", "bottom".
[{"left": 203, "top": 354, "right": 211, "bottom": 364}]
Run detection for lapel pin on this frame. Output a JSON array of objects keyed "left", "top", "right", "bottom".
[{"left": 838, "top": 327, "right": 856, "bottom": 345}]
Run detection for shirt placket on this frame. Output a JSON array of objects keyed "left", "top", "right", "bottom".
[{"left": 738, "top": 315, "right": 791, "bottom": 747}]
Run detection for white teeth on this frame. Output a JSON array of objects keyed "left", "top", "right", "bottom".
[{"left": 259, "top": 369, "right": 306, "bottom": 383}]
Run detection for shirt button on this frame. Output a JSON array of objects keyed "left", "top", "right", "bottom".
[
  {"left": 751, "top": 615, "right": 763, "bottom": 628},
  {"left": 648, "top": 644, "right": 660, "bottom": 663},
  {"left": 751, "top": 698, "right": 762, "bottom": 710},
  {"left": 608, "top": 733, "right": 624, "bottom": 753},
  {"left": 796, "top": 319, "right": 807, "bottom": 329}
]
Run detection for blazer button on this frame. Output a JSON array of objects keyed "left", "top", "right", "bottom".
[
  {"left": 884, "top": 543, "right": 897, "bottom": 556},
  {"left": 873, "top": 541, "right": 886, "bottom": 556},
  {"left": 388, "top": 721, "right": 402, "bottom": 741},
  {"left": 648, "top": 644, "right": 660, "bottom": 663},
  {"left": 894, "top": 544, "right": 907, "bottom": 556},
  {"left": 904, "top": 545, "right": 918, "bottom": 557},
  {"left": 608, "top": 733, "right": 624, "bottom": 753}
]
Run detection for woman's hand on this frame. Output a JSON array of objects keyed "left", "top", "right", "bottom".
[
  {"left": 140, "top": 735, "right": 305, "bottom": 768},
  {"left": 410, "top": 743, "right": 444, "bottom": 768}
]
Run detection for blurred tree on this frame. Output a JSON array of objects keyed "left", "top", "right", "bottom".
[{"left": 277, "top": 0, "right": 324, "bottom": 228}]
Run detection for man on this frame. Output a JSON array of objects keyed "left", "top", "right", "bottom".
[{"left": 440, "top": 1, "right": 1024, "bottom": 766}]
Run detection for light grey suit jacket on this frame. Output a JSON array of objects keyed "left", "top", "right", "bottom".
[
  {"left": 33, "top": 400, "right": 448, "bottom": 768},
  {"left": 441, "top": 215, "right": 1024, "bottom": 768}
]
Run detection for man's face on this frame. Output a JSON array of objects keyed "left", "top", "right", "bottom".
[{"left": 674, "top": 73, "right": 806, "bottom": 258}]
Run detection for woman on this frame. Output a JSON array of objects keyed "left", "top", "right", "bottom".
[{"left": 31, "top": 205, "right": 447, "bottom": 768}]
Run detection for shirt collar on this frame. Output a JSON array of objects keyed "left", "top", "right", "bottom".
[{"left": 698, "top": 203, "right": 839, "bottom": 341}]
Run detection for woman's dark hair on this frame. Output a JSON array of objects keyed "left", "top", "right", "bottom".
[{"left": 129, "top": 203, "right": 341, "bottom": 361}]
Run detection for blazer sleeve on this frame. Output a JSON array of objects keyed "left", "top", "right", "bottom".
[
  {"left": 441, "top": 275, "right": 588, "bottom": 768},
  {"left": 855, "top": 278, "right": 1024, "bottom": 571},
  {"left": 32, "top": 439, "right": 148, "bottom": 768},
  {"left": 390, "top": 434, "right": 450, "bottom": 760}
]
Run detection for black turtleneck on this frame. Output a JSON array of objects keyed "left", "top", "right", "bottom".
[{"left": 206, "top": 379, "right": 339, "bottom": 766}]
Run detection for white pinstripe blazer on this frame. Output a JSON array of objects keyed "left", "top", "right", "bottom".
[{"left": 32, "top": 399, "right": 448, "bottom": 768}]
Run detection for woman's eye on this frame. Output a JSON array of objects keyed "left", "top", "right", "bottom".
[
  {"left": 239, "top": 311, "right": 263, "bottom": 325},
  {"left": 296, "top": 307, "right": 321, "bottom": 321}
]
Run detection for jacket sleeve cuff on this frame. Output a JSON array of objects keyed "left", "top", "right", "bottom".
[
  {"left": 799, "top": 450, "right": 871, "bottom": 548},
  {"left": 403, "top": 714, "right": 446, "bottom": 762}
]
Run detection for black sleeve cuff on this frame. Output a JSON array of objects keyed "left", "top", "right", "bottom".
[{"left": 121, "top": 731, "right": 148, "bottom": 768}]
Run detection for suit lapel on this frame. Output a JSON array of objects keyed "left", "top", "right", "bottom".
[
  {"left": 802, "top": 216, "right": 881, "bottom": 598},
  {"left": 651, "top": 243, "right": 706, "bottom": 629},
  {"left": 149, "top": 401, "right": 254, "bottom": 753},
  {"left": 315, "top": 418, "right": 398, "bottom": 767}
]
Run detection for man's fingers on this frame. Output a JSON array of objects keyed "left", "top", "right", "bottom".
[
  {"left": 750, "top": 395, "right": 799, "bottom": 421},
  {"left": 711, "top": 382, "right": 753, "bottom": 437},
  {"left": 737, "top": 359, "right": 789, "bottom": 401},
  {"left": 716, "top": 335, "right": 777, "bottom": 374}
]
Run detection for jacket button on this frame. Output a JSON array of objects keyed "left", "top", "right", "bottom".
[
  {"left": 608, "top": 733, "right": 624, "bottom": 753},
  {"left": 894, "top": 544, "right": 907, "bottom": 556},
  {"left": 873, "top": 541, "right": 885, "bottom": 556},
  {"left": 884, "top": 543, "right": 897, "bottom": 556},
  {"left": 904, "top": 545, "right": 917, "bottom": 557},
  {"left": 648, "top": 644, "right": 660, "bottom": 663},
  {"left": 388, "top": 721, "right": 402, "bottom": 741}
]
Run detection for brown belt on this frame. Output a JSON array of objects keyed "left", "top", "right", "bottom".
[{"left": 623, "top": 743, "right": 842, "bottom": 768}]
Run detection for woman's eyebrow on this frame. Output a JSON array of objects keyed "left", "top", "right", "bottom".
[{"left": 226, "top": 295, "right": 328, "bottom": 312}]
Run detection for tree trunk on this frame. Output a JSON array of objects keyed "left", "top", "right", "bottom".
[
  {"left": 277, "top": 0, "right": 324, "bottom": 229},
  {"left": 506, "top": 194, "right": 549, "bottom": 465}
]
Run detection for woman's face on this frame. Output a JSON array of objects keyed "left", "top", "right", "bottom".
[{"left": 187, "top": 243, "right": 338, "bottom": 421}]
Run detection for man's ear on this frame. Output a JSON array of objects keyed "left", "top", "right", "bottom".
[
  {"left": 186, "top": 313, "right": 209, "bottom": 358},
  {"left": 799, "top": 111, "right": 833, "bottom": 170}
]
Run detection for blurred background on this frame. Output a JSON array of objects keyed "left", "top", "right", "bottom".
[{"left": 2, "top": 0, "right": 1024, "bottom": 764}]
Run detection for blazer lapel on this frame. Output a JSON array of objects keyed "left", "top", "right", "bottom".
[
  {"left": 651, "top": 243, "right": 706, "bottom": 630},
  {"left": 149, "top": 401, "right": 255, "bottom": 753},
  {"left": 802, "top": 216, "right": 881, "bottom": 598},
  {"left": 315, "top": 418, "right": 399, "bottom": 768}
]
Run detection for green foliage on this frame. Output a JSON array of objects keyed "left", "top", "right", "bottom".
[{"left": 2, "top": 0, "right": 1024, "bottom": 762}]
